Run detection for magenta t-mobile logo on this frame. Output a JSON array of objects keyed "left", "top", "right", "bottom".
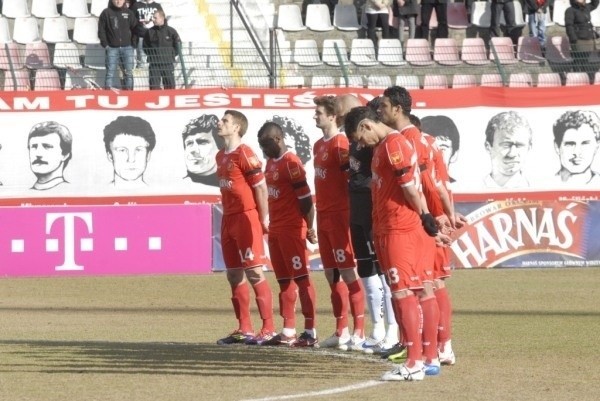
[{"left": 46, "top": 212, "right": 94, "bottom": 271}]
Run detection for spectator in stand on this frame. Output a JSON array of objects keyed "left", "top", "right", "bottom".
[
  {"left": 98, "top": 0, "right": 137, "bottom": 90},
  {"left": 490, "top": 0, "right": 524, "bottom": 46},
  {"left": 365, "top": 0, "right": 392, "bottom": 47},
  {"left": 525, "top": 0, "right": 548, "bottom": 48},
  {"left": 420, "top": 0, "right": 449, "bottom": 41},
  {"left": 393, "top": 0, "right": 418, "bottom": 44},
  {"left": 143, "top": 10, "right": 181, "bottom": 90},
  {"left": 565, "top": 0, "right": 600, "bottom": 82},
  {"left": 130, "top": 0, "right": 163, "bottom": 69}
]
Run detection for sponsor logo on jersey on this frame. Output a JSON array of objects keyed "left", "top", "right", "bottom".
[
  {"left": 267, "top": 185, "right": 280, "bottom": 199},
  {"left": 289, "top": 166, "right": 300, "bottom": 179},
  {"left": 349, "top": 156, "right": 360, "bottom": 172},
  {"left": 248, "top": 156, "right": 261, "bottom": 168},
  {"left": 219, "top": 179, "right": 233, "bottom": 190},
  {"left": 389, "top": 151, "right": 403, "bottom": 165},
  {"left": 314, "top": 167, "right": 327, "bottom": 180}
]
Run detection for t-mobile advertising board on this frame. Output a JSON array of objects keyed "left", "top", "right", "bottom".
[{"left": 1, "top": 87, "right": 599, "bottom": 275}]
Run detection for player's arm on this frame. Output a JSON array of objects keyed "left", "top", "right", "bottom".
[
  {"left": 299, "top": 195, "right": 317, "bottom": 244},
  {"left": 252, "top": 180, "right": 269, "bottom": 234},
  {"left": 436, "top": 183, "right": 455, "bottom": 231}
]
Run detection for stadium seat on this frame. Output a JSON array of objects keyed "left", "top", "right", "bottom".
[
  {"left": 24, "top": 42, "right": 52, "bottom": 69},
  {"left": 90, "top": 0, "right": 107, "bottom": 17},
  {"left": 0, "top": 16, "right": 12, "bottom": 43},
  {"left": 405, "top": 38, "right": 434, "bottom": 66},
  {"left": 276, "top": 4, "right": 306, "bottom": 31},
  {"left": 452, "top": 74, "right": 478, "bottom": 88},
  {"left": 280, "top": 75, "right": 305, "bottom": 88},
  {"left": 333, "top": 4, "right": 361, "bottom": 31},
  {"left": 12, "top": 16, "right": 42, "bottom": 44},
  {"left": 306, "top": 4, "right": 334, "bottom": 31},
  {"left": 32, "top": 0, "right": 59, "bottom": 18},
  {"left": 470, "top": 1, "right": 491, "bottom": 28},
  {"left": 3, "top": 69, "right": 31, "bottom": 91},
  {"left": 367, "top": 74, "right": 393, "bottom": 89},
  {"left": 61, "top": 0, "right": 91, "bottom": 18},
  {"left": 322, "top": 39, "right": 349, "bottom": 66},
  {"left": 545, "top": 35, "right": 573, "bottom": 64},
  {"left": 396, "top": 74, "right": 420, "bottom": 90},
  {"left": 310, "top": 75, "right": 336, "bottom": 88},
  {"left": 377, "top": 38, "right": 405, "bottom": 66},
  {"left": 339, "top": 75, "right": 364, "bottom": 88},
  {"left": 565, "top": 72, "right": 590, "bottom": 86},
  {"left": 168, "top": 16, "right": 211, "bottom": 43},
  {"left": 350, "top": 38, "right": 378, "bottom": 66},
  {"left": 83, "top": 43, "right": 106, "bottom": 69},
  {"left": 509, "top": 0, "right": 526, "bottom": 27},
  {"left": 461, "top": 37, "right": 490, "bottom": 65},
  {"left": 64, "top": 68, "right": 101, "bottom": 89},
  {"left": 552, "top": 0, "right": 569, "bottom": 26},
  {"left": 508, "top": 72, "right": 533, "bottom": 87},
  {"left": 0, "top": 42, "right": 24, "bottom": 70},
  {"left": 536, "top": 72, "right": 562, "bottom": 87},
  {"left": 489, "top": 37, "right": 518, "bottom": 64},
  {"left": 481, "top": 73, "right": 504, "bottom": 87},
  {"left": 73, "top": 17, "right": 100, "bottom": 44},
  {"left": 53, "top": 42, "right": 83, "bottom": 69},
  {"left": 447, "top": 2, "right": 469, "bottom": 29},
  {"left": 433, "top": 38, "right": 461, "bottom": 66},
  {"left": 245, "top": 76, "right": 270, "bottom": 88},
  {"left": 517, "top": 36, "right": 544, "bottom": 64},
  {"left": 423, "top": 74, "right": 448, "bottom": 89},
  {"left": 293, "top": 39, "right": 322, "bottom": 66},
  {"left": 1, "top": 0, "right": 31, "bottom": 18},
  {"left": 34, "top": 68, "right": 62, "bottom": 90},
  {"left": 275, "top": 30, "right": 292, "bottom": 63},
  {"left": 42, "top": 16, "right": 71, "bottom": 43}
]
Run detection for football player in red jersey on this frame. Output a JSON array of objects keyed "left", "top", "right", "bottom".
[
  {"left": 312, "top": 95, "right": 366, "bottom": 350},
  {"left": 257, "top": 122, "right": 319, "bottom": 347},
  {"left": 214, "top": 110, "right": 275, "bottom": 346}
]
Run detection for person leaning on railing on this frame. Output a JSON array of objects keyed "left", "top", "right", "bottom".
[
  {"left": 565, "top": 0, "right": 600, "bottom": 81},
  {"left": 143, "top": 9, "right": 181, "bottom": 90}
]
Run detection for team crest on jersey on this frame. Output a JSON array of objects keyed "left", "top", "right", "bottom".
[
  {"left": 248, "top": 156, "right": 260, "bottom": 168},
  {"left": 339, "top": 150, "right": 349, "bottom": 161},
  {"left": 321, "top": 152, "right": 329, "bottom": 161},
  {"left": 272, "top": 171, "right": 279, "bottom": 181},
  {"left": 227, "top": 160, "right": 235, "bottom": 171},
  {"left": 289, "top": 166, "right": 300, "bottom": 178},
  {"left": 389, "top": 151, "right": 403, "bottom": 165}
]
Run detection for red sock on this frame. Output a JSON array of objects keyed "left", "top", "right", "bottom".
[
  {"left": 252, "top": 279, "right": 274, "bottom": 333},
  {"left": 231, "top": 281, "right": 252, "bottom": 333},
  {"left": 420, "top": 295, "right": 440, "bottom": 363},
  {"left": 330, "top": 280, "right": 349, "bottom": 335},
  {"left": 296, "top": 276, "right": 316, "bottom": 330},
  {"left": 347, "top": 279, "right": 366, "bottom": 337},
  {"left": 394, "top": 295, "right": 422, "bottom": 367},
  {"left": 278, "top": 280, "right": 297, "bottom": 330},
  {"left": 435, "top": 287, "right": 452, "bottom": 347}
]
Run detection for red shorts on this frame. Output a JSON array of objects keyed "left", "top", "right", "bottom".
[
  {"left": 417, "top": 230, "right": 436, "bottom": 283},
  {"left": 374, "top": 230, "right": 423, "bottom": 293},
  {"left": 268, "top": 229, "right": 310, "bottom": 280},
  {"left": 221, "top": 209, "right": 266, "bottom": 269},
  {"left": 434, "top": 246, "right": 452, "bottom": 280},
  {"left": 316, "top": 210, "right": 355, "bottom": 270}
]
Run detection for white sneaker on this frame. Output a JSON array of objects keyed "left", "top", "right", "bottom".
[
  {"left": 438, "top": 341, "right": 456, "bottom": 365},
  {"left": 363, "top": 337, "right": 397, "bottom": 354},
  {"left": 381, "top": 363, "right": 425, "bottom": 381},
  {"left": 319, "top": 332, "right": 351, "bottom": 348},
  {"left": 339, "top": 334, "right": 365, "bottom": 351}
]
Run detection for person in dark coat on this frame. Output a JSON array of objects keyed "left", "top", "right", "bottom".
[
  {"left": 143, "top": 9, "right": 181, "bottom": 89},
  {"left": 419, "top": 0, "right": 449, "bottom": 41},
  {"left": 565, "top": 0, "right": 599, "bottom": 81}
]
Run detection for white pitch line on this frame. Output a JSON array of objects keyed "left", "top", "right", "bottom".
[{"left": 239, "top": 380, "right": 384, "bottom": 401}]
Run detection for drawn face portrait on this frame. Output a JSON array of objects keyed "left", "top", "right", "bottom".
[
  {"left": 184, "top": 132, "right": 218, "bottom": 175},
  {"left": 29, "top": 133, "right": 68, "bottom": 177},
  {"left": 555, "top": 125, "right": 599, "bottom": 175},
  {"left": 434, "top": 136, "right": 455, "bottom": 168},
  {"left": 486, "top": 126, "right": 531, "bottom": 177},
  {"left": 108, "top": 134, "right": 151, "bottom": 182}
]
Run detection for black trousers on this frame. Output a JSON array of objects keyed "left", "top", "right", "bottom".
[
  {"left": 149, "top": 63, "right": 175, "bottom": 90},
  {"left": 420, "top": 3, "right": 449, "bottom": 40},
  {"left": 491, "top": 1, "right": 523, "bottom": 45}
]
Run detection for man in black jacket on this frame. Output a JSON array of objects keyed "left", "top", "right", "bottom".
[
  {"left": 98, "top": 0, "right": 137, "bottom": 90},
  {"left": 130, "top": 0, "right": 163, "bottom": 68},
  {"left": 143, "top": 10, "right": 181, "bottom": 89},
  {"left": 565, "top": 0, "right": 599, "bottom": 80}
]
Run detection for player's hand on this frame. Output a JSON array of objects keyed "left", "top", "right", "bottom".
[
  {"left": 261, "top": 220, "right": 269, "bottom": 235},
  {"left": 421, "top": 212, "right": 439, "bottom": 237},
  {"left": 435, "top": 232, "right": 452, "bottom": 247},
  {"left": 435, "top": 214, "right": 453, "bottom": 234},
  {"left": 454, "top": 212, "right": 467, "bottom": 229},
  {"left": 306, "top": 228, "right": 318, "bottom": 244}
]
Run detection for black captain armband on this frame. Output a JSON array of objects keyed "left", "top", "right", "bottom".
[{"left": 420, "top": 212, "right": 439, "bottom": 237}]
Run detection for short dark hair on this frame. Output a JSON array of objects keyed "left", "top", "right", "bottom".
[
  {"left": 409, "top": 114, "right": 421, "bottom": 129},
  {"left": 182, "top": 114, "right": 222, "bottom": 149},
  {"left": 344, "top": 106, "right": 379, "bottom": 140},
  {"left": 553, "top": 110, "right": 600, "bottom": 146},
  {"left": 103, "top": 116, "right": 156, "bottom": 153},
  {"left": 28, "top": 121, "right": 73, "bottom": 167},
  {"left": 258, "top": 121, "right": 282, "bottom": 138},
  {"left": 366, "top": 96, "right": 382, "bottom": 113},
  {"left": 224, "top": 109, "right": 248, "bottom": 137},
  {"left": 268, "top": 115, "right": 312, "bottom": 164},
  {"left": 421, "top": 115, "right": 461, "bottom": 155},
  {"left": 485, "top": 111, "right": 531, "bottom": 146},
  {"left": 313, "top": 95, "right": 337, "bottom": 116},
  {"left": 382, "top": 86, "right": 412, "bottom": 116}
]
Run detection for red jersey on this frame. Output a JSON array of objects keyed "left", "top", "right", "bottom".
[
  {"left": 371, "top": 131, "right": 421, "bottom": 235},
  {"left": 313, "top": 132, "right": 350, "bottom": 213},
  {"left": 216, "top": 144, "right": 265, "bottom": 216},
  {"left": 265, "top": 151, "right": 312, "bottom": 233},
  {"left": 422, "top": 133, "right": 447, "bottom": 217}
]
